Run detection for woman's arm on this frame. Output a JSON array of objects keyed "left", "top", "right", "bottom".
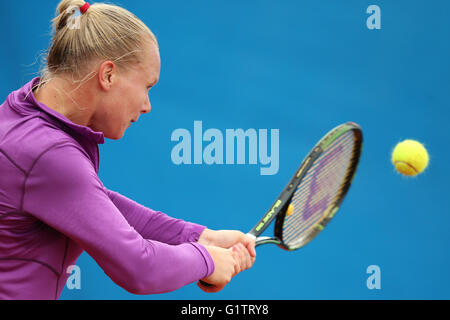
[
  {"left": 22, "top": 142, "right": 215, "bottom": 294},
  {"left": 104, "top": 188, "right": 206, "bottom": 245}
]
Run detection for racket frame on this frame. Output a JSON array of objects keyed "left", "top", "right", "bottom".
[{"left": 248, "top": 122, "right": 363, "bottom": 251}]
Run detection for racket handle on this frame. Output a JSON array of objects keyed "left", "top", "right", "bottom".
[
  {"left": 246, "top": 232, "right": 257, "bottom": 240},
  {"left": 199, "top": 280, "right": 214, "bottom": 287}
]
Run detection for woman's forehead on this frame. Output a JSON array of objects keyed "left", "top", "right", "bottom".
[{"left": 143, "top": 42, "right": 161, "bottom": 79}]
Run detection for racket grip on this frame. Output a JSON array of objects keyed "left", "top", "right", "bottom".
[{"left": 246, "top": 233, "right": 257, "bottom": 240}]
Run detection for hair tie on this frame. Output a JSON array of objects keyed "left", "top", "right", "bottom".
[{"left": 80, "top": 2, "right": 90, "bottom": 14}]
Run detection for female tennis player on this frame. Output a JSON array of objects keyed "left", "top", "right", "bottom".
[{"left": 0, "top": 0, "right": 255, "bottom": 299}]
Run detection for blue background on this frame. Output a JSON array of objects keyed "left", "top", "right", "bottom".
[{"left": 1, "top": 0, "right": 449, "bottom": 299}]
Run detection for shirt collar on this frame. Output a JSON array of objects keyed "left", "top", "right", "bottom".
[{"left": 16, "top": 77, "right": 105, "bottom": 144}]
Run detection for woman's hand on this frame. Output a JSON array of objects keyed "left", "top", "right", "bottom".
[
  {"left": 198, "top": 245, "right": 237, "bottom": 293},
  {"left": 197, "top": 229, "right": 256, "bottom": 292},
  {"left": 198, "top": 229, "right": 256, "bottom": 259}
]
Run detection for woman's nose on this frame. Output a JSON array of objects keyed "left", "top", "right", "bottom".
[{"left": 142, "top": 96, "right": 151, "bottom": 114}]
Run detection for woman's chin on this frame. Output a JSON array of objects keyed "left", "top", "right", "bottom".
[{"left": 105, "top": 128, "right": 126, "bottom": 140}]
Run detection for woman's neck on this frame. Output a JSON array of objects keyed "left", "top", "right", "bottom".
[{"left": 34, "top": 77, "right": 94, "bottom": 127}]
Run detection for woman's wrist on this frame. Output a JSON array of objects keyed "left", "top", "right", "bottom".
[{"left": 198, "top": 228, "right": 215, "bottom": 246}]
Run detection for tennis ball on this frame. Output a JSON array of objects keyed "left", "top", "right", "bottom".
[
  {"left": 286, "top": 204, "right": 294, "bottom": 216},
  {"left": 391, "top": 139, "right": 429, "bottom": 176}
]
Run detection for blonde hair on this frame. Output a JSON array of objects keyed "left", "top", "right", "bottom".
[{"left": 38, "top": 0, "right": 157, "bottom": 88}]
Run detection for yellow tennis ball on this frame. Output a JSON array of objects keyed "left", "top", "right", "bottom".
[
  {"left": 391, "top": 139, "right": 429, "bottom": 176},
  {"left": 286, "top": 204, "right": 294, "bottom": 216}
]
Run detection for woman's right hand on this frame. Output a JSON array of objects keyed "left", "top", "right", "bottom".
[{"left": 197, "top": 245, "right": 237, "bottom": 293}]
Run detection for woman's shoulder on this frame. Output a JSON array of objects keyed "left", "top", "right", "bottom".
[{"left": 1, "top": 113, "right": 89, "bottom": 175}]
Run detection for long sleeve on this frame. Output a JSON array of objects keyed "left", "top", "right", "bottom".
[
  {"left": 22, "top": 142, "right": 215, "bottom": 294},
  {"left": 104, "top": 189, "right": 206, "bottom": 245}
]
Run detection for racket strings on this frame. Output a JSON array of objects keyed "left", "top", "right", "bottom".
[
  {"left": 283, "top": 159, "right": 349, "bottom": 240},
  {"left": 283, "top": 141, "right": 352, "bottom": 239},
  {"left": 282, "top": 134, "right": 354, "bottom": 242},
  {"left": 283, "top": 166, "right": 348, "bottom": 242},
  {"left": 282, "top": 131, "right": 357, "bottom": 247}
]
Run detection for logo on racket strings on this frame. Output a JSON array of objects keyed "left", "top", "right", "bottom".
[{"left": 302, "top": 145, "right": 343, "bottom": 221}]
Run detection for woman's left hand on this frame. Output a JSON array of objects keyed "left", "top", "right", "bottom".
[
  {"left": 198, "top": 229, "right": 256, "bottom": 262},
  {"left": 197, "top": 229, "right": 256, "bottom": 292}
]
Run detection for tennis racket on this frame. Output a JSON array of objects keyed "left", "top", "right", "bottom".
[
  {"left": 200, "top": 122, "right": 362, "bottom": 287},
  {"left": 246, "top": 121, "right": 362, "bottom": 250}
]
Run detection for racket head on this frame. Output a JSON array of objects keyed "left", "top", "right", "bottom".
[{"left": 257, "top": 122, "right": 362, "bottom": 251}]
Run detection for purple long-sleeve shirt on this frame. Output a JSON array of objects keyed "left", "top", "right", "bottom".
[{"left": 0, "top": 77, "right": 214, "bottom": 299}]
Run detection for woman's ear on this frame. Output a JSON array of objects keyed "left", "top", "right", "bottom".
[{"left": 98, "top": 61, "right": 117, "bottom": 91}]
